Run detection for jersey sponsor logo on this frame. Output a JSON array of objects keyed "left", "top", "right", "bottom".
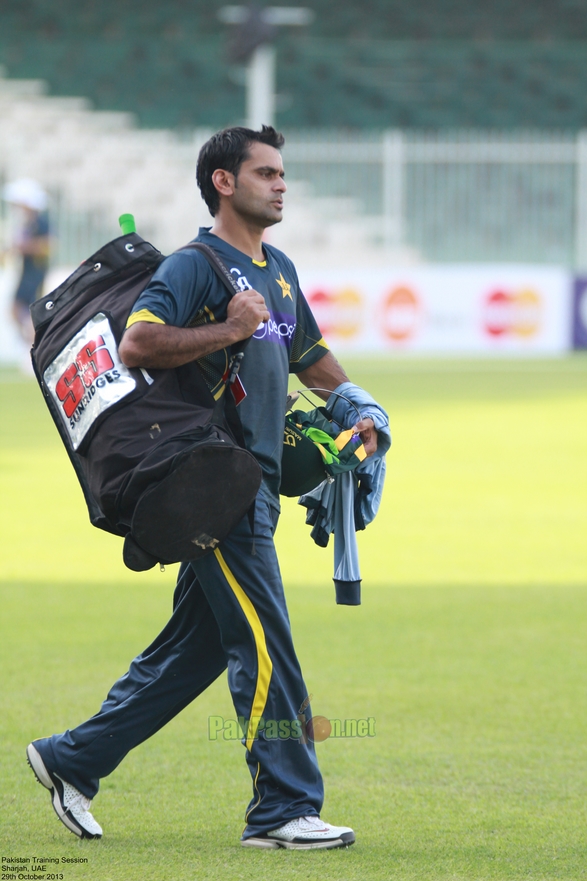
[
  {"left": 253, "top": 310, "right": 296, "bottom": 345},
  {"left": 44, "top": 313, "right": 136, "bottom": 450},
  {"left": 230, "top": 267, "right": 253, "bottom": 291}
]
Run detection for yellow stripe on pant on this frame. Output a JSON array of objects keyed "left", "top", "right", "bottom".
[{"left": 213, "top": 548, "right": 273, "bottom": 751}]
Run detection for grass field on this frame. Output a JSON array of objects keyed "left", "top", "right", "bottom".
[{"left": 1, "top": 357, "right": 586, "bottom": 881}]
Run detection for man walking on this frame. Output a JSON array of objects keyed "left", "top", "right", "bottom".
[{"left": 27, "top": 126, "right": 381, "bottom": 849}]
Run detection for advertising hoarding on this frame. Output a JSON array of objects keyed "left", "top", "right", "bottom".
[
  {"left": 298, "top": 266, "right": 572, "bottom": 354},
  {"left": 572, "top": 278, "right": 587, "bottom": 349}
]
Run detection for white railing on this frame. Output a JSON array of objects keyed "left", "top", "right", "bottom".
[
  {"left": 282, "top": 130, "right": 587, "bottom": 266},
  {"left": 3, "top": 117, "right": 587, "bottom": 267}
]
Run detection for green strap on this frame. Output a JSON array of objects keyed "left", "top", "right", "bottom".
[{"left": 303, "top": 427, "right": 340, "bottom": 463}]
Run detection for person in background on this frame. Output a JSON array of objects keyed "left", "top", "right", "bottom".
[{"left": 3, "top": 178, "right": 50, "bottom": 347}]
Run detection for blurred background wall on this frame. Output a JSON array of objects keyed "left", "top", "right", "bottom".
[
  {"left": 4, "top": 0, "right": 587, "bottom": 130},
  {"left": 1, "top": 0, "right": 587, "bottom": 361}
]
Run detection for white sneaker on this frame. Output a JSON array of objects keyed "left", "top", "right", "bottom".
[
  {"left": 242, "top": 814, "right": 355, "bottom": 849},
  {"left": 26, "top": 743, "right": 103, "bottom": 839}
]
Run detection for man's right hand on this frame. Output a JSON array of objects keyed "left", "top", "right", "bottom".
[
  {"left": 225, "top": 289, "right": 270, "bottom": 339},
  {"left": 119, "top": 289, "right": 270, "bottom": 370}
]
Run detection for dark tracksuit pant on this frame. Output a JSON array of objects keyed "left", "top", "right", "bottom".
[{"left": 34, "top": 493, "right": 324, "bottom": 837}]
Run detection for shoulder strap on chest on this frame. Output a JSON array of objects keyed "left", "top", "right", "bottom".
[
  {"left": 177, "top": 241, "right": 251, "bottom": 424},
  {"left": 179, "top": 241, "right": 240, "bottom": 296},
  {"left": 178, "top": 241, "right": 251, "bottom": 358}
]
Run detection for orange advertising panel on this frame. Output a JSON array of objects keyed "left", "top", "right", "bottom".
[{"left": 381, "top": 286, "right": 420, "bottom": 342}]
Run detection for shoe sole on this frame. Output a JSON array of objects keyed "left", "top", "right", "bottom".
[
  {"left": 26, "top": 743, "right": 101, "bottom": 840},
  {"left": 242, "top": 833, "right": 355, "bottom": 850}
]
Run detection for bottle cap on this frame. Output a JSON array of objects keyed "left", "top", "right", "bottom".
[{"left": 119, "top": 213, "right": 136, "bottom": 235}]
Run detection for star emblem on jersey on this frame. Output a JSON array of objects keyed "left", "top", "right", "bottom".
[{"left": 276, "top": 273, "right": 292, "bottom": 300}]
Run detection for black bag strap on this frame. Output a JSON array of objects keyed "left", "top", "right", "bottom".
[
  {"left": 180, "top": 241, "right": 241, "bottom": 297},
  {"left": 176, "top": 241, "right": 254, "bottom": 448},
  {"left": 178, "top": 241, "right": 253, "bottom": 389}
]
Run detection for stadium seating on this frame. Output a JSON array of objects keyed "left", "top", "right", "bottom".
[
  {"left": 1, "top": 2, "right": 585, "bottom": 277},
  {"left": 0, "top": 74, "right": 396, "bottom": 271},
  {"left": 2, "top": 1, "right": 587, "bottom": 128},
  {"left": 0, "top": 74, "right": 212, "bottom": 259}
]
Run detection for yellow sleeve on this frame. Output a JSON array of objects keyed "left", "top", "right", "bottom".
[{"left": 126, "top": 308, "right": 166, "bottom": 329}]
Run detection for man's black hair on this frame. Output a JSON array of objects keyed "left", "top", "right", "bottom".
[{"left": 196, "top": 125, "right": 285, "bottom": 216}]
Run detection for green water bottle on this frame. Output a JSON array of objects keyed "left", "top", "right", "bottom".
[{"left": 119, "top": 213, "right": 136, "bottom": 235}]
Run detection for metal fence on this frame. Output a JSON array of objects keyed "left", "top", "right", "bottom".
[
  {"left": 49, "top": 193, "right": 116, "bottom": 267},
  {"left": 0, "top": 184, "right": 114, "bottom": 270},
  {"left": 3, "top": 130, "right": 587, "bottom": 267},
  {"left": 282, "top": 130, "right": 587, "bottom": 266}
]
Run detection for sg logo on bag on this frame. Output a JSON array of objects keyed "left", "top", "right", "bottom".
[
  {"left": 55, "top": 336, "right": 117, "bottom": 417},
  {"left": 44, "top": 313, "right": 136, "bottom": 450}
]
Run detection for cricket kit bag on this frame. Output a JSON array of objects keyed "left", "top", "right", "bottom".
[{"left": 30, "top": 233, "right": 262, "bottom": 571}]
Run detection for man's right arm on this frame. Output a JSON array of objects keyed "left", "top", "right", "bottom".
[{"left": 119, "top": 288, "right": 269, "bottom": 369}]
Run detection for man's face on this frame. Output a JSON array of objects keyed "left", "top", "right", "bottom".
[{"left": 229, "top": 141, "right": 287, "bottom": 228}]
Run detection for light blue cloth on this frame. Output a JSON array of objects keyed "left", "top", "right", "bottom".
[{"left": 298, "top": 382, "right": 391, "bottom": 603}]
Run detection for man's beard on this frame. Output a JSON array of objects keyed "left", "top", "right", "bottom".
[{"left": 233, "top": 188, "right": 283, "bottom": 228}]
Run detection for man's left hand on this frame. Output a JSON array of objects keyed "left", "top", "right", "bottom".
[{"left": 354, "top": 418, "right": 378, "bottom": 457}]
